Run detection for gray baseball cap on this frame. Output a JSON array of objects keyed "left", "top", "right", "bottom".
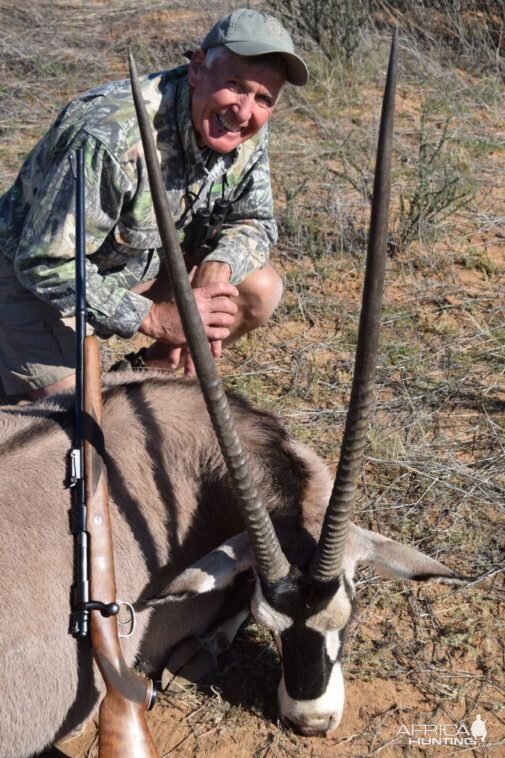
[{"left": 201, "top": 8, "right": 308, "bottom": 86}]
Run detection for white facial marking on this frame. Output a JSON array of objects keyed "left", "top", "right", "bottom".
[
  {"left": 251, "top": 581, "right": 292, "bottom": 634},
  {"left": 273, "top": 632, "right": 283, "bottom": 656},
  {"left": 278, "top": 662, "right": 345, "bottom": 734},
  {"left": 305, "top": 581, "right": 352, "bottom": 637},
  {"left": 324, "top": 629, "right": 341, "bottom": 662}
]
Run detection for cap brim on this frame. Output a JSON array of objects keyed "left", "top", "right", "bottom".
[{"left": 224, "top": 40, "right": 308, "bottom": 86}]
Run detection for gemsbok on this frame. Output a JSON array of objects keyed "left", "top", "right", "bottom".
[{"left": 0, "top": 32, "right": 469, "bottom": 757}]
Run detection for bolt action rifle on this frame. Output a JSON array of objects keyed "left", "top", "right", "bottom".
[{"left": 69, "top": 148, "right": 158, "bottom": 757}]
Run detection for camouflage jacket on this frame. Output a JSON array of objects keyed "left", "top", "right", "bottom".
[{"left": 0, "top": 65, "right": 277, "bottom": 337}]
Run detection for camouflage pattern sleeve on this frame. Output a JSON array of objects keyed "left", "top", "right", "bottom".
[
  {"left": 13, "top": 132, "right": 152, "bottom": 338},
  {"left": 203, "top": 133, "right": 278, "bottom": 284}
]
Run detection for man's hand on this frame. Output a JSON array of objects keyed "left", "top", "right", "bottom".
[
  {"left": 139, "top": 279, "right": 238, "bottom": 343},
  {"left": 191, "top": 260, "right": 232, "bottom": 289},
  {"left": 139, "top": 272, "right": 238, "bottom": 375},
  {"left": 185, "top": 261, "right": 233, "bottom": 371}
]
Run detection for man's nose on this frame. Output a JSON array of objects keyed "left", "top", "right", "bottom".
[{"left": 234, "top": 94, "right": 254, "bottom": 124}]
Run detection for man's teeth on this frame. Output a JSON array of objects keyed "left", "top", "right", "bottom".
[{"left": 216, "top": 113, "right": 240, "bottom": 132}]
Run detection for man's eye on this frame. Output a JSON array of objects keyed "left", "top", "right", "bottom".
[
  {"left": 227, "top": 80, "right": 241, "bottom": 91},
  {"left": 257, "top": 95, "right": 274, "bottom": 108}
]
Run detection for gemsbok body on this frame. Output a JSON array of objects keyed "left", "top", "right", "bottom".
[{"left": 0, "top": 372, "right": 465, "bottom": 756}]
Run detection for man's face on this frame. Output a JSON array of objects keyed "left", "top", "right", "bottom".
[{"left": 188, "top": 48, "right": 285, "bottom": 153}]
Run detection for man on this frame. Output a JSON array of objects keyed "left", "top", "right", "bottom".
[{"left": 0, "top": 8, "right": 308, "bottom": 400}]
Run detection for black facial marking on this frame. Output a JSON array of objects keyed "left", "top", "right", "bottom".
[
  {"left": 259, "top": 569, "right": 356, "bottom": 702},
  {"left": 260, "top": 566, "right": 341, "bottom": 622},
  {"left": 281, "top": 624, "right": 340, "bottom": 700}
]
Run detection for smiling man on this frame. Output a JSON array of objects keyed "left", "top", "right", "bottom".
[{"left": 0, "top": 8, "right": 308, "bottom": 400}]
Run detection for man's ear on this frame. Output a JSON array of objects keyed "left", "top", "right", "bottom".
[{"left": 188, "top": 47, "right": 206, "bottom": 87}]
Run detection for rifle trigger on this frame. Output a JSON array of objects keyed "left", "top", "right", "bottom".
[{"left": 117, "top": 600, "right": 136, "bottom": 638}]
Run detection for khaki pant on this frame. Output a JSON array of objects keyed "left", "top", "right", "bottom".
[{"left": 0, "top": 255, "right": 77, "bottom": 396}]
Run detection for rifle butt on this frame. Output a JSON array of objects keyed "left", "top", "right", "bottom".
[{"left": 98, "top": 688, "right": 158, "bottom": 757}]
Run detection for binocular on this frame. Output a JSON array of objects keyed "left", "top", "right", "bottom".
[{"left": 183, "top": 198, "right": 231, "bottom": 259}]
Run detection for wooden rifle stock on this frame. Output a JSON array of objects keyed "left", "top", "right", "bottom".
[{"left": 83, "top": 335, "right": 158, "bottom": 757}]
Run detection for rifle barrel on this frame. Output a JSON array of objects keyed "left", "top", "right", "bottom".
[{"left": 70, "top": 147, "right": 89, "bottom": 638}]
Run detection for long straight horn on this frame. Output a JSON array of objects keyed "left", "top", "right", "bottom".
[
  {"left": 310, "top": 30, "right": 399, "bottom": 583},
  {"left": 128, "top": 52, "right": 290, "bottom": 585}
]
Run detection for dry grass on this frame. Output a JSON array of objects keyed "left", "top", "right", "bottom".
[{"left": 1, "top": 1, "right": 504, "bottom": 755}]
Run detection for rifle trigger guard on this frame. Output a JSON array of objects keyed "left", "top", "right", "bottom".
[{"left": 116, "top": 600, "right": 136, "bottom": 638}]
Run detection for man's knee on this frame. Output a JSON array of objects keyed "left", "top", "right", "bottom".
[
  {"left": 0, "top": 303, "right": 77, "bottom": 398},
  {"left": 237, "top": 264, "right": 283, "bottom": 328}
]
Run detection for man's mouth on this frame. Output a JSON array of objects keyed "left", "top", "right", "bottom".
[{"left": 215, "top": 113, "right": 241, "bottom": 133}]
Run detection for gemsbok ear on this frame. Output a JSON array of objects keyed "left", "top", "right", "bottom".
[
  {"left": 344, "top": 524, "right": 470, "bottom": 585},
  {"left": 147, "top": 533, "right": 254, "bottom": 604}
]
